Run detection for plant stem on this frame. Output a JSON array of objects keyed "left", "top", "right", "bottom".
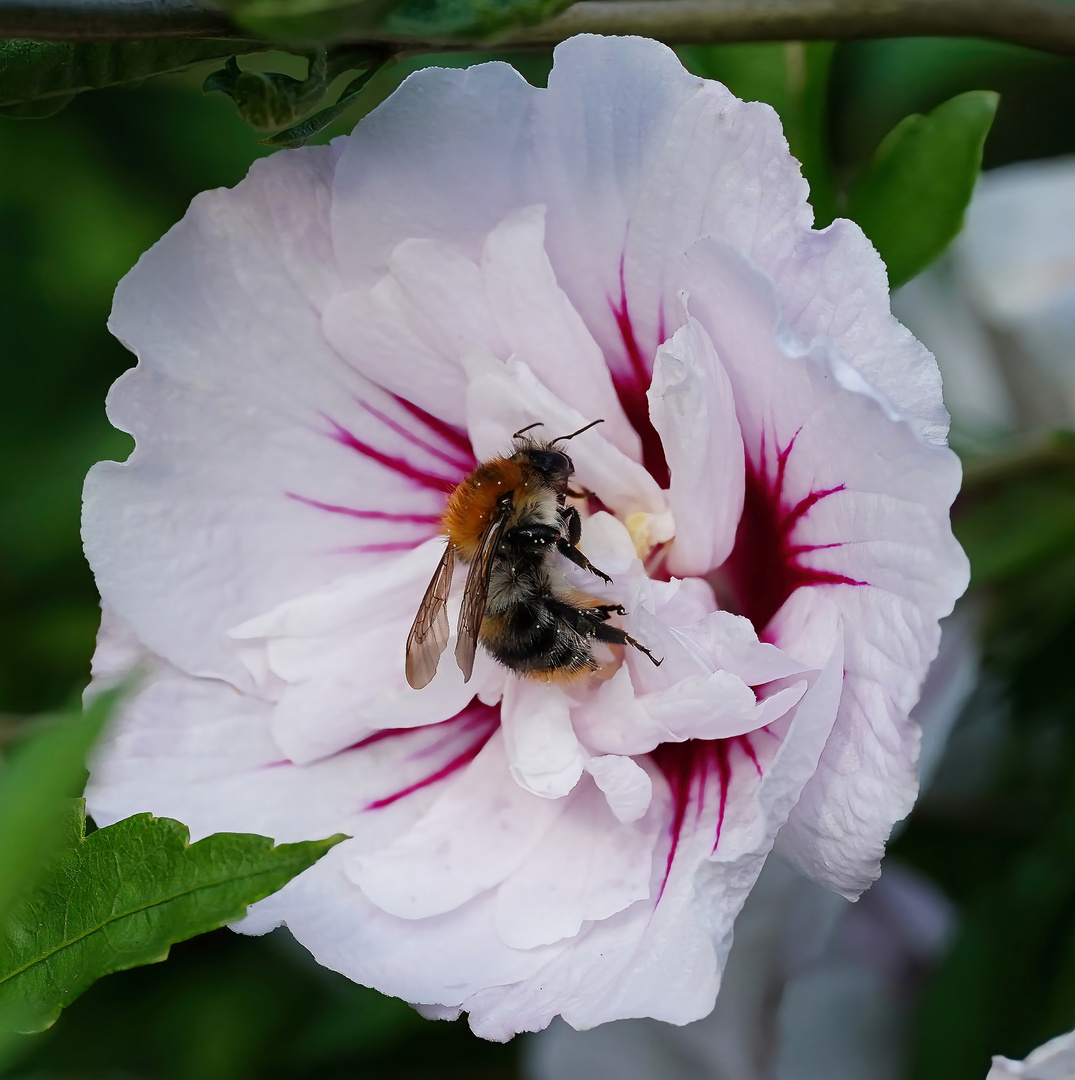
[{"left": 4, "top": 0, "right": 1075, "bottom": 56}]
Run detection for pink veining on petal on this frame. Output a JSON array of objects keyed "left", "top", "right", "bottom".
[
  {"left": 650, "top": 734, "right": 764, "bottom": 899},
  {"left": 608, "top": 257, "right": 670, "bottom": 488},
  {"left": 361, "top": 701, "right": 500, "bottom": 810},
  {"left": 723, "top": 430, "right": 865, "bottom": 634},
  {"left": 407, "top": 706, "right": 499, "bottom": 762},
  {"left": 325, "top": 416, "right": 461, "bottom": 494},
  {"left": 392, "top": 396, "right": 476, "bottom": 465},
  {"left": 286, "top": 493, "right": 443, "bottom": 525},
  {"left": 258, "top": 703, "right": 501, "bottom": 805},
  {"left": 332, "top": 541, "right": 432, "bottom": 554},
  {"left": 358, "top": 399, "right": 475, "bottom": 474}
]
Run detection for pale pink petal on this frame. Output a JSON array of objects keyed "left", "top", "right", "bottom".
[
  {"left": 683, "top": 238, "right": 967, "bottom": 895},
  {"left": 479, "top": 205, "right": 639, "bottom": 457},
  {"left": 584, "top": 755, "right": 653, "bottom": 824},
  {"left": 777, "top": 219, "right": 950, "bottom": 444},
  {"left": 493, "top": 775, "right": 660, "bottom": 949},
  {"left": 348, "top": 732, "right": 563, "bottom": 919},
  {"left": 330, "top": 61, "right": 538, "bottom": 283},
  {"left": 465, "top": 354, "right": 667, "bottom": 518},
  {"left": 501, "top": 677, "right": 586, "bottom": 799},
  {"left": 228, "top": 541, "right": 503, "bottom": 763},
  {"left": 648, "top": 317, "right": 744, "bottom": 575},
  {"left": 463, "top": 614, "right": 844, "bottom": 1038},
  {"left": 323, "top": 238, "right": 506, "bottom": 427},
  {"left": 244, "top": 846, "right": 561, "bottom": 1009},
  {"left": 85, "top": 145, "right": 465, "bottom": 688}
]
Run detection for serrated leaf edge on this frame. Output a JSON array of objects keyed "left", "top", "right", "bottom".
[{"left": 0, "top": 820, "right": 346, "bottom": 989}]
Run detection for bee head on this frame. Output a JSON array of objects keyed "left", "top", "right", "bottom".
[
  {"left": 512, "top": 419, "right": 602, "bottom": 487},
  {"left": 526, "top": 447, "right": 574, "bottom": 484}
]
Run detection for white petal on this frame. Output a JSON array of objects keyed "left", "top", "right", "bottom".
[
  {"left": 500, "top": 677, "right": 585, "bottom": 799},
  {"left": 493, "top": 775, "right": 658, "bottom": 949},
  {"left": 480, "top": 205, "right": 639, "bottom": 457},
  {"left": 649, "top": 317, "right": 744, "bottom": 575},
  {"left": 328, "top": 37, "right": 817, "bottom": 466},
  {"left": 84, "top": 36, "right": 970, "bottom": 1040},
  {"left": 585, "top": 755, "right": 653, "bottom": 824},
  {"left": 323, "top": 238, "right": 505, "bottom": 427},
  {"left": 464, "top": 622, "right": 843, "bottom": 1037},
  {"left": 687, "top": 609, "right": 809, "bottom": 685},
  {"left": 988, "top": 1028, "right": 1075, "bottom": 1079},
  {"left": 777, "top": 217, "right": 950, "bottom": 444},
  {"left": 245, "top": 845, "right": 560, "bottom": 1010},
  {"left": 85, "top": 624, "right": 446, "bottom": 851},
  {"left": 465, "top": 355, "right": 666, "bottom": 518},
  {"left": 684, "top": 238, "right": 968, "bottom": 896},
  {"left": 349, "top": 731, "right": 563, "bottom": 919},
  {"left": 229, "top": 541, "right": 497, "bottom": 764},
  {"left": 86, "top": 145, "right": 457, "bottom": 688},
  {"left": 535, "top": 37, "right": 810, "bottom": 397},
  {"left": 640, "top": 670, "right": 759, "bottom": 742},
  {"left": 331, "top": 61, "right": 539, "bottom": 284}
]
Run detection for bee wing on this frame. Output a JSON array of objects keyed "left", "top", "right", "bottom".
[
  {"left": 455, "top": 510, "right": 510, "bottom": 683},
  {"left": 405, "top": 544, "right": 456, "bottom": 690}
]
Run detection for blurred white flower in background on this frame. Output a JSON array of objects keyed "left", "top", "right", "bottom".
[
  {"left": 988, "top": 1029, "right": 1075, "bottom": 1080},
  {"left": 896, "top": 154, "right": 1075, "bottom": 438}
]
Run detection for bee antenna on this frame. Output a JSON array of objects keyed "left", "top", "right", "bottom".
[
  {"left": 552, "top": 419, "right": 604, "bottom": 445},
  {"left": 513, "top": 422, "right": 544, "bottom": 440}
]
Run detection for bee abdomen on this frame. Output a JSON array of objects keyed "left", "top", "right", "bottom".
[{"left": 480, "top": 602, "right": 599, "bottom": 679}]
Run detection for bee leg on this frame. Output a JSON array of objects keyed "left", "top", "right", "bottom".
[
  {"left": 557, "top": 538, "right": 613, "bottom": 584},
  {"left": 557, "top": 506, "right": 612, "bottom": 584},
  {"left": 560, "top": 503, "right": 584, "bottom": 545},
  {"left": 591, "top": 620, "right": 663, "bottom": 667},
  {"left": 589, "top": 603, "right": 627, "bottom": 622},
  {"left": 510, "top": 524, "right": 562, "bottom": 550}
]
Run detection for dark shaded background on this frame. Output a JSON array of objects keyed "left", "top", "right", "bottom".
[{"left": 3, "top": 35, "right": 1075, "bottom": 1078}]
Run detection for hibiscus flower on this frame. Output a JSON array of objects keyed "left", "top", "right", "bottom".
[{"left": 83, "top": 34, "right": 969, "bottom": 1039}]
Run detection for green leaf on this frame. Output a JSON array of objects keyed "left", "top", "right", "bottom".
[
  {"left": 847, "top": 89, "right": 999, "bottom": 288},
  {"left": 956, "top": 432, "right": 1075, "bottom": 585},
  {"left": 0, "top": 39, "right": 265, "bottom": 117},
  {"left": 958, "top": 475, "right": 1075, "bottom": 585},
  {"left": 0, "top": 807, "right": 345, "bottom": 1033},
  {"left": 0, "top": 93, "right": 77, "bottom": 119},
  {"left": 205, "top": 47, "right": 385, "bottom": 139},
  {"left": 0, "top": 690, "right": 120, "bottom": 929},
  {"left": 204, "top": 51, "right": 330, "bottom": 131},
  {"left": 260, "top": 57, "right": 389, "bottom": 146},
  {"left": 679, "top": 42, "right": 837, "bottom": 226}
]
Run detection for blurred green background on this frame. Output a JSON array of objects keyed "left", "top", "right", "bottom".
[{"left": 4, "top": 34, "right": 1075, "bottom": 1079}]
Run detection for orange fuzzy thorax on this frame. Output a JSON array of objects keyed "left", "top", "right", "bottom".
[{"left": 441, "top": 457, "right": 528, "bottom": 560}]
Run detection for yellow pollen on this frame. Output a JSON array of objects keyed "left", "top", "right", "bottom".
[{"left": 625, "top": 510, "right": 675, "bottom": 559}]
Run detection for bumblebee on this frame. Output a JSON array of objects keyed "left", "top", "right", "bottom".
[{"left": 405, "top": 421, "right": 660, "bottom": 689}]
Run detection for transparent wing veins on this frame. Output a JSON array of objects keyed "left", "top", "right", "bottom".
[
  {"left": 405, "top": 544, "right": 455, "bottom": 690},
  {"left": 455, "top": 510, "right": 510, "bottom": 683}
]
